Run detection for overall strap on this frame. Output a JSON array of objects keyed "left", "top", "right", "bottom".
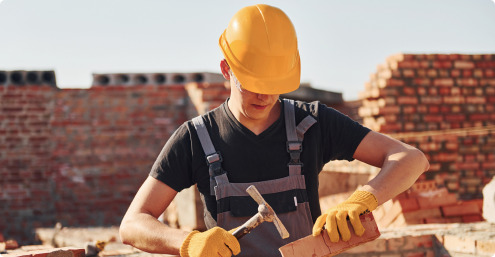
[
  {"left": 192, "top": 116, "right": 229, "bottom": 195},
  {"left": 283, "top": 99, "right": 317, "bottom": 176}
]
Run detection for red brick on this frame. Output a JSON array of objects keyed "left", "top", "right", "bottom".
[
  {"left": 465, "top": 96, "right": 486, "bottom": 104},
  {"left": 402, "top": 106, "right": 416, "bottom": 114},
  {"left": 410, "top": 181, "right": 438, "bottom": 192},
  {"left": 413, "top": 78, "right": 431, "bottom": 86},
  {"left": 450, "top": 87, "right": 461, "bottom": 95},
  {"left": 433, "top": 78, "right": 454, "bottom": 87},
  {"left": 465, "top": 199, "right": 483, "bottom": 210},
  {"left": 397, "top": 96, "right": 418, "bottom": 105},
  {"left": 420, "top": 96, "right": 442, "bottom": 104},
  {"left": 433, "top": 153, "right": 458, "bottom": 162},
  {"left": 428, "top": 87, "right": 438, "bottom": 95},
  {"left": 378, "top": 106, "right": 400, "bottom": 115},
  {"left": 438, "top": 87, "right": 450, "bottom": 95},
  {"left": 426, "top": 69, "right": 438, "bottom": 77},
  {"left": 461, "top": 214, "right": 483, "bottom": 223},
  {"left": 476, "top": 61, "right": 495, "bottom": 68},
  {"left": 482, "top": 161, "right": 495, "bottom": 169},
  {"left": 428, "top": 105, "right": 440, "bottom": 113},
  {"left": 451, "top": 69, "right": 461, "bottom": 77},
  {"left": 462, "top": 69, "right": 473, "bottom": 77},
  {"left": 443, "top": 96, "right": 465, "bottom": 104},
  {"left": 386, "top": 79, "right": 406, "bottom": 87},
  {"left": 432, "top": 61, "right": 452, "bottom": 69},
  {"left": 5, "top": 239, "right": 19, "bottom": 249},
  {"left": 396, "top": 198, "right": 420, "bottom": 212},
  {"left": 424, "top": 217, "right": 462, "bottom": 224},
  {"left": 402, "top": 208, "right": 442, "bottom": 221},
  {"left": 456, "top": 78, "right": 479, "bottom": 87},
  {"left": 445, "top": 114, "right": 465, "bottom": 122},
  {"left": 469, "top": 113, "right": 491, "bottom": 121},
  {"left": 441, "top": 202, "right": 480, "bottom": 217},
  {"left": 427, "top": 163, "right": 441, "bottom": 172},
  {"left": 417, "top": 193, "right": 457, "bottom": 209},
  {"left": 454, "top": 61, "right": 475, "bottom": 69},
  {"left": 480, "top": 78, "right": 495, "bottom": 86},
  {"left": 404, "top": 122, "right": 415, "bottom": 131},
  {"left": 456, "top": 162, "right": 479, "bottom": 170},
  {"left": 473, "top": 69, "right": 484, "bottom": 78},
  {"left": 422, "top": 114, "right": 442, "bottom": 123},
  {"left": 460, "top": 177, "right": 482, "bottom": 186},
  {"left": 279, "top": 213, "right": 380, "bottom": 257},
  {"left": 402, "top": 87, "right": 416, "bottom": 95}
]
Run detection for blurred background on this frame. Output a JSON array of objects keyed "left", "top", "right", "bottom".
[{"left": 1, "top": 1, "right": 495, "bottom": 257}]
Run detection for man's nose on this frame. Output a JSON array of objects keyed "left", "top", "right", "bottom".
[{"left": 256, "top": 93, "right": 269, "bottom": 101}]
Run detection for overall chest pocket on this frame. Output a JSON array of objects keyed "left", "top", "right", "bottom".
[{"left": 220, "top": 189, "right": 307, "bottom": 217}]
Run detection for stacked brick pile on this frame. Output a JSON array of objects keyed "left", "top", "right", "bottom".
[
  {"left": 359, "top": 53, "right": 495, "bottom": 133},
  {"left": 357, "top": 53, "right": 495, "bottom": 226},
  {"left": 374, "top": 181, "right": 483, "bottom": 229}
]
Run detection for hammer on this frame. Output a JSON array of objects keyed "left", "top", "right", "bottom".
[{"left": 231, "top": 185, "right": 290, "bottom": 239}]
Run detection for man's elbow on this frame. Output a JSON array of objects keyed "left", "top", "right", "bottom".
[
  {"left": 412, "top": 147, "right": 430, "bottom": 173},
  {"left": 119, "top": 218, "right": 132, "bottom": 245}
]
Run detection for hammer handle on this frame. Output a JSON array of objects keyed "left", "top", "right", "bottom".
[{"left": 232, "top": 212, "right": 264, "bottom": 239}]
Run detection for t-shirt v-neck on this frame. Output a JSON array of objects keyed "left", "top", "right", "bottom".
[{"left": 222, "top": 98, "right": 284, "bottom": 140}]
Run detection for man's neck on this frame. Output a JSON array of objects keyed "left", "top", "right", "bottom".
[{"left": 228, "top": 99, "right": 281, "bottom": 136}]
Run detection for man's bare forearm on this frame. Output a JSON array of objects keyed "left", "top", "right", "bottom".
[
  {"left": 120, "top": 212, "right": 189, "bottom": 254},
  {"left": 361, "top": 146, "right": 429, "bottom": 205}
]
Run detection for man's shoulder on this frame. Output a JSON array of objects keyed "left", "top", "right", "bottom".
[{"left": 286, "top": 98, "right": 322, "bottom": 118}]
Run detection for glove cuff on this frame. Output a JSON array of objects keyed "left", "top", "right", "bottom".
[
  {"left": 348, "top": 190, "right": 378, "bottom": 212},
  {"left": 179, "top": 230, "right": 199, "bottom": 257}
]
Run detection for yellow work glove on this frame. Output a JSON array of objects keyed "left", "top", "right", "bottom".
[
  {"left": 180, "top": 227, "right": 241, "bottom": 257},
  {"left": 312, "top": 190, "right": 378, "bottom": 243}
]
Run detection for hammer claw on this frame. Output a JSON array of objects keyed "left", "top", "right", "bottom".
[{"left": 273, "top": 215, "right": 290, "bottom": 239}]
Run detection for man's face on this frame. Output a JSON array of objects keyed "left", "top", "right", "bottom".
[{"left": 229, "top": 71, "right": 280, "bottom": 123}]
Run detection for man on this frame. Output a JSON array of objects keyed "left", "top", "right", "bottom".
[{"left": 119, "top": 4, "right": 429, "bottom": 257}]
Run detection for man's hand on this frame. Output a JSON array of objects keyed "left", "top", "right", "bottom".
[
  {"left": 312, "top": 191, "right": 378, "bottom": 242},
  {"left": 180, "top": 227, "right": 241, "bottom": 257}
]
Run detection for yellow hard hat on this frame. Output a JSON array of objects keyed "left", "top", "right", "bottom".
[{"left": 219, "top": 4, "right": 300, "bottom": 95}]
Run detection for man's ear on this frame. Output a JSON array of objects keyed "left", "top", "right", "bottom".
[{"left": 220, "top": 59, "right": 230, "bottom": 80}]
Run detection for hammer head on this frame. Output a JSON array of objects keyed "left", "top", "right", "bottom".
[{"left": 246, "top": 185, "right": 290, "bottom": 239}]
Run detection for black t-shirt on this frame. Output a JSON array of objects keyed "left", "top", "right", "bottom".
[{"left": 150, "top": 99, "right": 370, "bottom": 222}]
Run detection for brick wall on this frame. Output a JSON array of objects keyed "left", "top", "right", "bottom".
[
  {"left": 50, "top": 85, "right": 191, "bottom": 227},
  {"left": 0, "top": 86, "right": 57, "bottom": 243},
  {"left": 358, "top": 53, "right": 495, "bottom": 228}
]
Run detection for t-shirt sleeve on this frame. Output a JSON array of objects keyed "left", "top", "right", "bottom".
[
  {"left": 318, "top": 103, "right": 371, "bottom": 162},
  {"left": 149, "top": 123, "right": 195, "bottom": 192}
]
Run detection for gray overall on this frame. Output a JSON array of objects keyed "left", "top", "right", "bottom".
[{"left": 192, "top": 99, "right": 316, "bottom": 257}]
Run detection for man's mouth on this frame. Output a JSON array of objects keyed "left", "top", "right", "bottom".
[{"left": 252, "top": 104, "right": 268, "bottom": 110}]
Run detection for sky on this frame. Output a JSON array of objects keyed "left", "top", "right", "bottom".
[{"left": 1, "top": 0, "right": 494, "bottom": 100}]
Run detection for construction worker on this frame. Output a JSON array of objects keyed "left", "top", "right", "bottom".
[{"left": 119, "top": 4, "right": 429, "bottom": 257}]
